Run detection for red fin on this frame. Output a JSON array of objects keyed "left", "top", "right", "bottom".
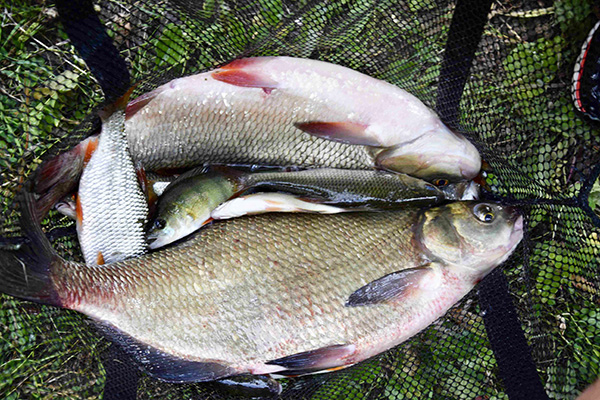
[
  {"left": 295, "top": 121, "right": 379, "bottom": 146},
  {"left": 220, "top": 57, "right": 274, "bottom": 70},
  {"left": 135, "top": 162, "right": 159, "bottom": 219},
  {"left": 82, "top": 136, "right": 98, "bottom": 167},
  {"left": 100, "top": 85, "right": 138, "bottom": 119},
  {"left": 275, "top": 364, "right": 352, "bottom": 378},
  {"left": 75, "top": 195, "right": 83, "bottom": 225},
  {"left": 35, "top": 137, "right": 94, "bottom": 192},
  {"left": 345, "top": 266, "right": 433, "bottom": 307},
  {"left": 116, "top": 85, "right": 137, "bottom": 110},
  {"left": 211, "top": 70, "right": 278, "bottom": 92},
  {"left": 135, "top": 163, "right": 149, "bottom": 196},
  {"left": 480, "top": 159, "right": 491, "bottom": 172},
  {"left": 266, "top": 344, "right": 356, "bottom": 371},
  {"left": 96, "top": 252, "right": 105, "bottom": 266},
  {"left": 126, "top": 84, "right": 166, "bottom": 119}
]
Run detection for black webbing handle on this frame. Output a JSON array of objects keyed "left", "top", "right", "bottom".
[
  {"left": 55, "top": 0, "right": 131, "bottom": 103},
  {"left": 479, "top": 269, "right": 550, "bottom": 399},
  {"left": 436, "top": 0, "right": 492, "bottom": 128},
  {"left": 579, "top": 162, "right": 600, "bottom": 227},
  {"left": 437, "top": 0, "right": 549, "bottom": 398}
]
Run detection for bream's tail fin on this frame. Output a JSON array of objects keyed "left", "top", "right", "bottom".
[{"left": 0, "top": 190, "right": 63, "bottom": 306}]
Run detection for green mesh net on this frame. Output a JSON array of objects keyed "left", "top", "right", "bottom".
[{"left": 1, "top": 0, "right": 599, "bottom": 399}]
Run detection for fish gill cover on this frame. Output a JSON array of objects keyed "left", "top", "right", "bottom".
[{"left": 0, "top": 0, "right": 599, "bottom": 399}]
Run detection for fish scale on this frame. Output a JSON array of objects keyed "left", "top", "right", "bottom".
[
  {"left": 77, "top": 106, "right": 148, "bottom": 266},
  {"left": 130, "top": 87, "right": 372, "bottom": 170},
  {"left": 42, "top": 203, "right": 522, "bottom": 378},
  {"left": 74, "top": 212, "right": 419, "bottom": 357}
]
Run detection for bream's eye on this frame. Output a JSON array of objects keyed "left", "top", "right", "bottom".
[
  {"left": 433, "top": 178, "right": 449, "bottom": 187},
  {"left": 473, "top": 204, "right": 495, "bottom": 223},
  {"left": 154, "top": 219, "right": 166, "bottom": 229}
]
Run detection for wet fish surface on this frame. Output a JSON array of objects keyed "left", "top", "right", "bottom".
[
  {"left": 1, "top": 197, "right": 522, "bottom": 383},
  {"left": 126, "top": 57, "right": 481, "bottom": 181},
  {"left": 76, "top": 98, "right": 149, "bottom": 266}
]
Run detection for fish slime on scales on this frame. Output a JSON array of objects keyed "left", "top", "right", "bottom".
[
  {"left": 76, "top": 96, "right": 148, "bottom": 267},
  {"left": 123, "top": 56, "right": 480, "bottom": 181},
  {"left": 0, "top": 202, "right": 523, "bottom": 382}
]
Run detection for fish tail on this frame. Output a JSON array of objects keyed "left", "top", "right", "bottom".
[
  {"left": 99, "top": 84, "right": 138, "bottom": 119},
  {"left": 33, "top": 136, "right": 98, "bottom": 222},
  {"left": 0, "top": 190, "right": 63, "bottom": 306}
]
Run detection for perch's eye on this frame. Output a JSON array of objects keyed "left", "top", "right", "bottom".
[
  {"left": 473, "top": 204, "right": 495, "bottom": 223},
  {"left": 154, "top": 219, "right": 166, "bottom": 229},
  {"left": 433, "top": 178, "right": 449, "bottom": 187}
]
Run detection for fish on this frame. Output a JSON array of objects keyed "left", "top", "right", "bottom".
[
  {"left": 54, "top": 195, "right": 77, "bottom": 220},
  {"left": 32, "top": 135, "right": 99, "bottom": 222},
  {"left": 125, "top": 57, "right": 481, "bottom": 181},
  {"left": 1, "top": 193, "right": 523, "bottom": 384},
  {"left": 147, "top": 167, "right": 472, "bottom": 249},
  {"left": 209, "top": 192, "right": 347, "bottom": 219},
  {"left": 75, "top": 93, "right": 149, "bottom": 266}
]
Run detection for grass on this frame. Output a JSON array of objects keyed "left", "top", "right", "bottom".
[
  {"left": 0, "top": 0, "right": 103, "bottom": 217},
  {"left": 1, "top": 0, "right": 599, "bottom": 399},
  {"left": 0, "top": 297, "right": 106, "bottom": 399}
]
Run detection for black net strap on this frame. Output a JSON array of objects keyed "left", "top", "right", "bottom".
[
  {"left": 55, "top": 0, "right": 130, "bottom": 103},
  {"left": 580, "top": 163, "right": 600, "bottom": 227},
  {"left": 479, "top": 270, "right": 549, "bottom": 399},
  {"left": 436, "top": 0, "right": 549, "bottom": 397},
  {"left": 436, "top": 0, "right": 493, "bottom": 128}
]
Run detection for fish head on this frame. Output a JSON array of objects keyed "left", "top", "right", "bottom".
[
  {"left": 147, "top": 205, "right": 193, "bottom": 249},
  {"left": 437, "top": 180, "right": 480, "bottom": 201},
  {"left": 419, "top": 201, "right": 523, "bottom": 280},
  {"left": 375, "top": 125, "right": 481, "bottom": 183}
]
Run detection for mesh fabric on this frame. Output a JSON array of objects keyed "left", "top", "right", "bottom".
[{"left": 1, "top": 0, "right": 599, "bottom": 398}]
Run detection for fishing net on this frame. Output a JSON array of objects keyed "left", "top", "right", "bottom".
[{"left": 1, "top": 0, "right": 599, "bottom": 398}]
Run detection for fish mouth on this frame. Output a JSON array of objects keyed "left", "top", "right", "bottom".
[
  {"left": 508, "top": 214, "right": 524, "bottom": 247},
  {"left": 374, "top": 128, "right": 481, "bottom": 181},
  {"left": 503, "top": 206, "right": 524, "bottom": 253},
  {"left": 146, "top": 234, "right": 164, "bottom": 250}
]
